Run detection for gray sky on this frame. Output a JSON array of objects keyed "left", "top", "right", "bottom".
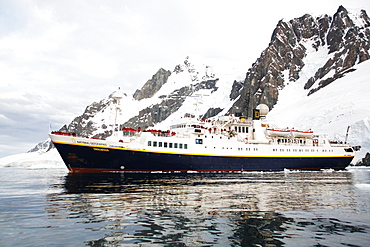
[{"left": 1, "top": 0, "right": 369, "bottom": 158}]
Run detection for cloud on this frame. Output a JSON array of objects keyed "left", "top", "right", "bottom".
[{"left": 0, "top": 0, "right": 370, "bottom": 157}]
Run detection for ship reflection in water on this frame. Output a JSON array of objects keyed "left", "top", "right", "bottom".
[{"left": 47, "top": 171, "right": 370, "bottom": 246}]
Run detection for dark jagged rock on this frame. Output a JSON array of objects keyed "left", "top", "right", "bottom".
[
  {"left": 229, "top": 6, "right": 370, "bottom": 117},
  {"left": 133, "top": 68, "right": 171, "bottom": 101},
  {"left": 202, "top": 107, "right": 223, "bottom": 119},
  {"left": 59, "top": 95, "right": 116, "bottom": 139},
  {"left": 355, "top": 152, "right": 370, "bottom": 166},
  {"left": 123, "top": 79, "right": 219, "bottom": 129},
  {"left": 229, "top": 80, "right": 244, "bottom": 100},
  {"left": 28, "top": 139, "right": 52, "bottom": 153}
]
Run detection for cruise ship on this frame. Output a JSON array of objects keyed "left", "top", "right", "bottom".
[{"left": 50, "top": 92, "right": 359, "bottom": 173}]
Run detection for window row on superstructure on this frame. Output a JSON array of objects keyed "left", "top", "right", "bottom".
[{"left": 148, "top": 141, "right": 188, "bottom": 149}]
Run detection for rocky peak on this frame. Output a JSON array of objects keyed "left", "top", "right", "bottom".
[
  {"left": 123, "top": 80, "right": 219, "bottom": 129},
  {"left": 133, "top": 68, "right": 171, "bottom": 101},
  {"left": 229, "top": 6, "right": 370, "bottom": 117},
  {"left": 174, "top": 55, "right": 216, "bottom": 82}
]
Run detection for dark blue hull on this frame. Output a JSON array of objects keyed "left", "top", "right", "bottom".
[{"left": 53, "top": 142, "right": 354, "bottom": 173}]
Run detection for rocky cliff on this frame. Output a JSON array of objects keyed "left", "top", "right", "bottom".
[
  {"left": 133, "top": 68, "right": 171, "bottom": 101},
  {"left": 229, "top": 6, "right": 370, "bottom": 117},
  {"left": 123, "top": 55, "right": 220, "bottom": 129}
]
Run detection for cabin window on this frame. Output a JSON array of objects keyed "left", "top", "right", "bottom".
[
  {"left": 169, "top": 143, "right": 173, "bottom": 148},
  {"left": 174, "top": 143, "right": 178, "bottom": 148},
  {"left": 159, "top": 142, "right": 162, "bottom": 147},
  {"left": 148, "top": 141, "right": 151, "bottom": 146},
  {"left": 184, "top": 144, "right": 188, "bottom": 149},
  {"left": 179, "top": 143, "right": 183, "bottom": 149},
  {"left": 164, "top": 142, "right": 168, "bottom": 148},
  {"left": 153, "top": 141, "right": 157, "bottom": 147}
]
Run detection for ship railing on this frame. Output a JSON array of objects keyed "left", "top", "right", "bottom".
[{"left": 50, "top": 131, "right": 77, "bottom": 137}]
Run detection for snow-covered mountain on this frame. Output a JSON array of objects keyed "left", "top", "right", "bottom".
[
  {"left": 230, "top": 5, "right": 370, "bottom": 117},
  {"left": 58, "top": 54, "right": 246, "bottom": 139},
  {"left": 2, "top": 5, "right": 370, "bottom": 167}
]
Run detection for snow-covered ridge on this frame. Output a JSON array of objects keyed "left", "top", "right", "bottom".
[{"left": 0, "top": 149, "right": 65, "bottom": 169}]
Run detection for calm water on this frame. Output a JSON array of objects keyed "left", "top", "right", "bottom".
[{"left": 1, "top": 167, "right": 370, "bottom": 246}]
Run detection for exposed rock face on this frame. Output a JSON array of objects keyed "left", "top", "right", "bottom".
[
  {"left": 59, "top": 92, "right": 124, "bottom": 139},
  {"left": 28, "top": 139, "right": 51, "bottom": 153},
  {"left": 306, "top": 7, "right": 370, "bottom": 95},
  {"left": 229, "top": 6, "right": 370, "bottom": 117},
  {"left": 123, "top": 79, "right": 219, "bottom": 129},
  {"left": 133, "top": 68, "right": 171, "bottom": 101},
  {"left": 355, "top": 152, "right": 370, "bottom": 166},
  {"left": 122, "top": 55, "right": 220, "bottom": 129}
]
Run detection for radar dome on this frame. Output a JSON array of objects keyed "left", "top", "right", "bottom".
[{"left": 256, "top": 104, "right": 269, "bottom": 116}]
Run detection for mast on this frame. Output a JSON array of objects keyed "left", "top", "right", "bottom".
[
  {"left": 111, "top": 88, "right": 124, "bottom": 138},
  {"left": 345, "top": 126, "right": 350, "bottom": 144}
]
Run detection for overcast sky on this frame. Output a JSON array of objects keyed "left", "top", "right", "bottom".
[{"left": 1, "top": 0, "right": 369, "bottom": 158}]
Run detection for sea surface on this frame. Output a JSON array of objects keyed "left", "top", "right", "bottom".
[{"left": 1, "top": 167, "right": 370, "bottom": 246}]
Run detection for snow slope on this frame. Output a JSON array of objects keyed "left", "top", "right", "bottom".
[
  {"left": 267, "top": 55, "right": 370, "bottom": 162},
  {"left": 0, "top": 148, "right": 65, "bottom": 169}
]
